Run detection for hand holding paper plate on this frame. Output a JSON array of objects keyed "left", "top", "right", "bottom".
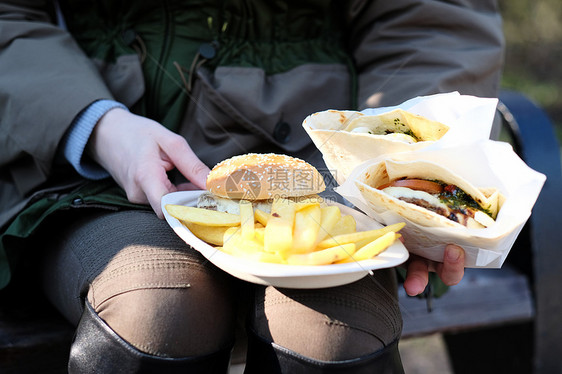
[{"left": 161, "top": 153, "right": 410, "bottom": 288}]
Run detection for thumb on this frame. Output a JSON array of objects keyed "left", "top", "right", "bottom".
[
  {"left": 164, "top": 136, "right": 210, "bottom": 189},
  {"left": 436, "top": 244, "right": 465, "bottom": 286},
  {"left": 186, "top": 159, "right": 211, "bottom": 189}
]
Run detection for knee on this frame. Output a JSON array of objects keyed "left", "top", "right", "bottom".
[
  {"left": 88, "top": 265, "right": 237, "bottom": 358},
  {"left": 251, "top": 272, "right": 402, "bottom": 361}
]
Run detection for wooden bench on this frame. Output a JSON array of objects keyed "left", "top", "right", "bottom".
[{"left": 1, "top": 91, "right": 560, "bottom": 373}]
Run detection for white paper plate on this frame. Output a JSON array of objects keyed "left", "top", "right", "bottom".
[{"left": 162, "top": 191, "right": 409, "bottom": 288}]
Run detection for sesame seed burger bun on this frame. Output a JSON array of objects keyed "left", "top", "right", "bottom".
[{"left": 206, "top": 153, "right": 326, "bottom": 201}]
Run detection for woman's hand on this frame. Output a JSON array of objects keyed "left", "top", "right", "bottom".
[
  {"left": 402, "top": 244, "right": 465, "bottom": 296},
  {"left": 88, "top": 108, "right": 210, "bottom": 218}
]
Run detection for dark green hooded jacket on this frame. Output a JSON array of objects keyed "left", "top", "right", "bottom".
[{"left": 0, "top": 0, "right": 504, "bottom": 288}]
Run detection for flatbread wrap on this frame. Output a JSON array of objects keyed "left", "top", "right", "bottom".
[
  {"left": 342, "top": 108, "right": 449, "bottom": 142},
  {"left": 303, "top": 109, "right": 449, "bottom": 184},
  {"left": 355, "top": 159, "right": 504, "bottom": 229}
]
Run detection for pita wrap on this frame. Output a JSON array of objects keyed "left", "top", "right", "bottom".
[
  {"left": 355, "top": 159, "right": 503, "bottom": 229},
  {"left": 303, "top": 109, "right": 449, "bottom": 184},
  {"left": 343, "top": 109, "right": 448, "bottom": 141}
]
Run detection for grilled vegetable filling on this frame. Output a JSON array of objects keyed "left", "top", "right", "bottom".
[{"left": 378, "top": 178, "right": 494, "bottom": 227}]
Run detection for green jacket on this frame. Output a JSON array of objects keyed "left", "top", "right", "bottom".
[{"left": 0, "top": 0, "right": 504, "bottom": 288}]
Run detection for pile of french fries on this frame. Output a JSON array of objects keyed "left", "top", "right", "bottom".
[{"left": 165, "top": 198, "right": 404, "bottom": 266}]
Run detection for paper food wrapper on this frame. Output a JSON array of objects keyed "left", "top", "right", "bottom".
[
  {"left": 303, "top": 92, "right": 498, "bottom": 185},
  {"left": 335, "top": 141, "right": 546, "bottom": 268}
]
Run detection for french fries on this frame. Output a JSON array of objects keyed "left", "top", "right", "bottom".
[
  {"left": 254, "top": 209, "right": 270, "bottom": 226},
  {"left": 166, "top": 200, "right": 404, "bottom": 266},
  {"left": 183, "top": 222, "right": 230, "bottom": 246},
  {"left": 327, "top": 215, "right": 357, "bottom": 237},
  {"left": 316, "top": 222, "right": 406, "bottom": 249},
  {"left": 292, "top": 205, "right": 322, "bottom": 254},
  {"left": 166, "top": 204, "right": 240, "bottom": 226},
  {"left": 239, "top": 200, "right": 255, "bottom": 240},
  {"left": 316, "top": 206, "right": 341, "bottom": 243},
  {"left": 264, "top": 198, "right": 296, "bottom": 254},
  {"left": 287, "top": 243, "right": 356, "bottom": 266},
  {"left": 335, "top": 232, "right": 397, "bottom": 263}
]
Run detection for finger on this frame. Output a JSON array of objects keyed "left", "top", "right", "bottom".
[
  {"left": 138, "top": 166, "right": 177, "bottom": 219},
  {"left": 403, "top": 257, "right": 430, "bottom": 296},
  {"left": 163, "top": 137, "right": 210, "bottom": 189},
  {"left": 436, "top": 244, "right": 465, "bottom": 286}
]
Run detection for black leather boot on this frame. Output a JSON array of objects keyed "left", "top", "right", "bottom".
[
  {"left": 244, "top": 328, "right": 404, "bottom": 374},
  {"left": 68, "top": 302, "right": 232, "bottom": 374}
]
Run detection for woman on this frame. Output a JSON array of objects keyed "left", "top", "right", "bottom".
[{"left": 0, "top": 1, "right": 503, "bottom": 372}]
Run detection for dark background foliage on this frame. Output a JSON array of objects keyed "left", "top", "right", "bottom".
[{"left": 499, "top": 0, "right": 562, "bottom": 140}]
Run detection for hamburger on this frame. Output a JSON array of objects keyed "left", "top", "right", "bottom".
[
  {"left": 198, "top": 153, "right": 326, "bottom": 213},
  {"left": 355, "top": 159, "right": 503, "bottom": 229}
]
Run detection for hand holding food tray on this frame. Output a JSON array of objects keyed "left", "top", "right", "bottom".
[
  {"left": 303, "top": 93, "right": 546, "bottom": 268},
  {"left": 161, "top": 154, "right": 409, "bottom": 288}
]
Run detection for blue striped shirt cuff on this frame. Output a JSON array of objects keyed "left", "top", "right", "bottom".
[{"left": 63, "top": 100, "right": 128, "bottom": 180}]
